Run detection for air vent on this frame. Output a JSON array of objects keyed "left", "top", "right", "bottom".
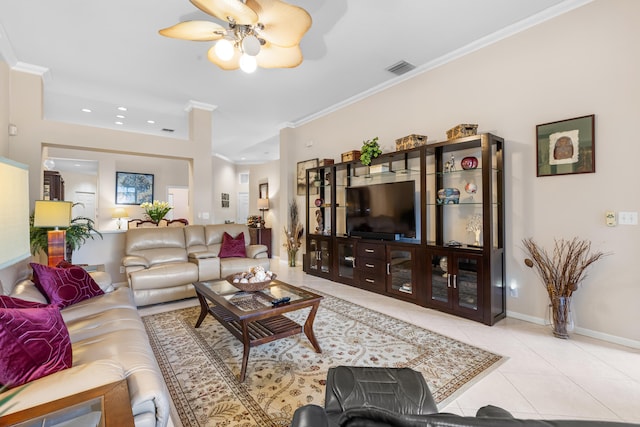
[
  {"left": 162, "top": 128, "right": 174, "bottom": 132},
  {"left": 386, "top": 60, "right": 416, "bottom": 76}
]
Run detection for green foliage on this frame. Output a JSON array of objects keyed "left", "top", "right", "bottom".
[
  {"left": 360, "top": 136, "right": 382, "bottom": 166},
  {"left": 29, "top": 205, "right": 103, "bottom": 258}
]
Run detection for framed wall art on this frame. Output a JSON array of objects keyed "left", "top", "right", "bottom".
[
  {"left": 297, "top": 158, "right": 318, "bottom": 195},
  {"left": 536, "top": 114, "right": 595, "bottom": 177},
  {"left": 115, "top": 172, "right": 154, "bottom": 205},
  {"left": 221, "top": 192, "right": 230, "bottom": 208}
]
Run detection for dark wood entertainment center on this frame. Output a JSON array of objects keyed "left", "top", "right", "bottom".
[{"left": 303, "top": 133, "right": 505, "bottom": 325}]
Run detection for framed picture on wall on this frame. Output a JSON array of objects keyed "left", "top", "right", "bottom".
[
  {"left": 536, "top": 114, "right": 595, "bottom": 177},
  {"left": 259, "top": 182, "right": 268, "bottom": 199},
  {"left": 297, "top": 158, "right": 318, "bottom": 195},
  {"left": 115, "top": 172, "right": 154, "bottom": 205},
  {"left": 221, "top": 192, "right": 230, "bottom": 208}
]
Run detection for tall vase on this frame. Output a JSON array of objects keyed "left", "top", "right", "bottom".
[
  {"left": 288, "top": 249, "right": 297, "bottom": 267},
  {"left": 550, "top": 296, "right": 573, "bottom": 339}
]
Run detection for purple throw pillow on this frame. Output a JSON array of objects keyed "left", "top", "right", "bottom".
[
  {"left": 218, "top": 232, "right": 247, "bottom": 258},
  {"left": 30, "top": 263, "right": 104, "bottom": 308},
  {"left": 0, "top": 295, "right": 48, "bottom": 309},
  {"left": 0, "top": 305, "right": 72, "bottom": 388}
]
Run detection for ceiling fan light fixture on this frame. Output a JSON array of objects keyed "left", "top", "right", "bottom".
[
  {"left": 215, "top": 38, "right": 234, "bottom": 61},
  {"left": 239, "top": 53, "right": 257, "bottom": 73},
  {"left": 242, "top": 34, "right": 261, "bottom": 56}
]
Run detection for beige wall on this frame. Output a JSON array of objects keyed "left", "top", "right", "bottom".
[
  {"left": 281, "top": 0, "right": 640, "bottom": 345},
  {"left": 1, "top": 0, "right": 638, "bottom": 345}
]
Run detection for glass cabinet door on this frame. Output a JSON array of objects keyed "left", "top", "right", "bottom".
[
  {"left": 337, "top": 240, "right": 355, "bottom": 281},
  {"left": 308, "top": 237, "right": 331, "bottom": 275},
  {"left": 429, "top": 252, "right": 451, "bottom": 308},
  {"left": 453, "top": 255, "right": 482, "bottom": 315},
  {"left": 387, "top": 247, "right": 416, "bottom": 298},
  {"left": 320, "top": 239, "right": 331, "bottom": 273},
  {"left": 308, "top": 238, "right": 320, "bottom": 272}
]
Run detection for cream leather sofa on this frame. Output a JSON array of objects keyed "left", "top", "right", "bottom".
[
  {"left": 2, "top": 271, "right": 170, "bottom": 427},
  {"left": 122, "top": 224, "right": 270, "bottom": 306}
]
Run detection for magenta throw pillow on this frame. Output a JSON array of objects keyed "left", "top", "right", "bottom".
[
  {"left": 219, "top": 232, "right": 247, "bottom": 258},
  {"left": 0, "top": 305, "right": 72, "bottom": 388},
  {"left": 0, "top": 295, "right": 48, "bottom": 309},
  {"left": 30, "top": 263, "right": 104, "bottom": 308}
]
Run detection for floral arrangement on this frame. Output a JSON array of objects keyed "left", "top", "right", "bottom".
[
  {"left": 247, "top": 215, "right": 264, "bottom": 228},
  {"left": 522, "top": 237, "right": 607, "bottom": 300},
  {"left": 140, "top": 200, "right": 172, "bottom": 223},
  {"left": 283, "top": 199, "right": 304, "bottom": 266}
]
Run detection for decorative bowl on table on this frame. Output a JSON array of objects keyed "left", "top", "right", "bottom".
[{"left": 227, "top": 267, "right": 276, "bottom": 292}]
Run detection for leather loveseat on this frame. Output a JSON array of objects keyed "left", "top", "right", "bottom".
[
  {"left": 1, "top": 269, "right": 170, "bottom": 427},
  {"left": 291, "top": 366, "right": 639, "bottom": 427},
  {"left": 122, "top": 223, "right": 270, "bottom": 306}
]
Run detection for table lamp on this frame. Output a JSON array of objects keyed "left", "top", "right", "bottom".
[
  {"left": 257, "top": 198, "right": 269, "bottom": 227},
  {"left": 112, "top": 207, "right": 129, "bottom": 229},
  {"left": 33, "top": 200, "right": 72, "bottom": 267}
]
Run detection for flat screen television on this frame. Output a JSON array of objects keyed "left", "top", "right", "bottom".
[{"left": 346, "top": 180, "right": 417, "bottom": 240}]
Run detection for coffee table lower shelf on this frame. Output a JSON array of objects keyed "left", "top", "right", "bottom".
[{"left": 208, "top": 304, "right": 303, "bottom": 346}]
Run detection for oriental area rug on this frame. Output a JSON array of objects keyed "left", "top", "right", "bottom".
[{"left": 142, "top": 289, "right": 504, "bottom": 427}]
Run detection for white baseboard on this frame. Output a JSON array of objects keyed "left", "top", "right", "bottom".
[{"left": 507, "top": 311, "right": 640, "bottom": 349}]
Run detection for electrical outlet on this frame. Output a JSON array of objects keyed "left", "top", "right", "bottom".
[
  {"left": 605, "top": 211, "right": 616, "bottom": 226},
  {"left": 120, "top": 266, "right": 125, "bottom": 274}
]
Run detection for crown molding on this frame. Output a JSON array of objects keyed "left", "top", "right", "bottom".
[
  {"left": 292, "top": 0, "right": 593, "bottom": 129},
  {"left": 185, "top": 100, "right": 218, "bottom": 112}
]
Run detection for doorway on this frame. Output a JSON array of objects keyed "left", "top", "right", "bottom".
[{"left": 167, "top": 186, "right": 189, "bottom": 221}]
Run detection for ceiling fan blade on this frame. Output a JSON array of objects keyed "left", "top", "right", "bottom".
[
  {"left": 159, "top": 21, "right": 226, "bottom": 41},
  {"left": 247, "top": 0, "right": 311, "bottom": 47},
  {"left": 256, "top": 42, "right": 303, "bottom": 68},
  {"left": 191, "top": 0, "right": 258, "bottom": 25},
  {"left": 207, "top": 45, "right": 241, "bottom": 70}
]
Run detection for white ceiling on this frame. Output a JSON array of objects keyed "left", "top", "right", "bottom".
[{"left": 0, "top": 0, "right": 582, "bottom": 165}]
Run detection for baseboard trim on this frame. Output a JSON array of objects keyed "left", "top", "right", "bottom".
[{"left": 507, "top": 311, "right": 640, "bottom": 349}]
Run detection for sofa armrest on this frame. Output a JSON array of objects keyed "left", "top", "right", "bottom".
[
  {"left": 122, "top": 255, "right": 149, "bottom": 268},
  {"left": 291, "top": 404, "right": 330, "bottom": 427},
  {"left": 0, "top": 359, "right": 125, "bottom": 416},
  {"left": 476, "top": 405, "right": 515, "bottom": 418},
  {"left": 246, "top": 245, "right": 268, "bottom": 259}
]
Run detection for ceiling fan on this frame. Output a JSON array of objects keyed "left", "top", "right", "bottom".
[{"left": 159, "top": 0, "right": 312, "bottom": 73}]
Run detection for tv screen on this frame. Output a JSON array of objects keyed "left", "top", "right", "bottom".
[{"left": 346, "top": 181, "right": 417, "bottom": 240}]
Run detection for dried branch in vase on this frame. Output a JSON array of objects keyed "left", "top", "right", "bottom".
[{"left": 522, "top": 237, "right": 608, "bottom": 300}]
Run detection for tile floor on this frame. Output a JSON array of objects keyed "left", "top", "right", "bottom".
[{"left": 140, "top": 262, "right": 640, "bottom": 424}]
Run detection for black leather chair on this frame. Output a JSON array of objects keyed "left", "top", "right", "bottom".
[{"left": 291, "top": 366, "right": 640, "bottom": 427}]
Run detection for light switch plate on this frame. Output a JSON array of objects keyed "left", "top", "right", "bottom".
[
  {"left": 619, "top": 211, "right": 638, "bottom": 225},
  {"left": 605, "top": 211, "right": 616, "bottom": 226}
]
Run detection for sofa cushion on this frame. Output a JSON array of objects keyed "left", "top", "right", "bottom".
[
  {"left": 30, "top": 263, "right": 104, "bottom": 308},
  {"left": 55, "top": 261, "right": 115, "bottom": 293},
  {"left": 219, "top": 231, "right": 247, "bottom": 258},
  {"left": 0, "top": 305, "right": 72, "bottom": 388},
  {"left": 0, "top": 295, "right": 47, "bottom": 309}
]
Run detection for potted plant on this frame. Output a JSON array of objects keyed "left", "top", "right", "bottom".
[
  {"left": 360, "top": 137, "right": 382, "bottom": 166},
  {"left": 522, "top": 237, "right": 608, "bottom": 339},
  {"left": 140, "top": 200, "right": 172, "bottom": 223},
  {"left": 30, "top": 206, "right": 103, "bottom": 263}
]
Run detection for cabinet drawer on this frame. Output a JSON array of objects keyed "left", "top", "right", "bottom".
[
  {"left": 357, "top": 256, "right": 386, "bottom": 288},
  {"left": 357, "top": 243, "right": 385, "bottom": 259}
]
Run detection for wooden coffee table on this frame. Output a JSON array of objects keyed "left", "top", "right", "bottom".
[{"left": 193, "top": 279, "right": 323, "bottom": 382}]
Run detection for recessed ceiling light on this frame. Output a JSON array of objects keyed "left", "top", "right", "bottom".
[
  {"left": 116, "top": 114, "right": 125, "bottom": 119},
  {"left": 115, "top": 121, "right": 124, "bottom": 125},
  {"left": 117, "top": 106, "right": 127, "bottom": 111},
  {"left": 81, "top": 108, "right": 92, "bottom": 113},
  {"left": 147, "top": 120, "right": 155, "bottom": 124}
]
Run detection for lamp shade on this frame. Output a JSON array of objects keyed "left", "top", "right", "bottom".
[
  {"left": 112, "top": 207, "right": 129, "bottom": 219},
  {"left": 33, "top": 200, "right": 72, "bottom": 228},
  {"left": 257, "top": 198, "right": 269, "bottom": 210}
]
